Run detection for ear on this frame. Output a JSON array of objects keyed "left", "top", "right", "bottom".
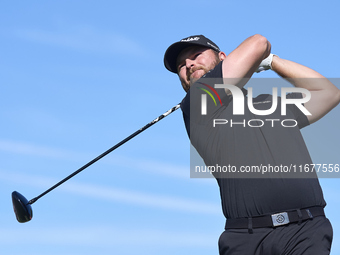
[{"left": 218, "top": 51, "right": 227, "bottom": 61}]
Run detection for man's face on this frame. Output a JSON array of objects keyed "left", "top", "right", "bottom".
[{"left": 177, "top": 46, "right": 221, "bottom": 92}]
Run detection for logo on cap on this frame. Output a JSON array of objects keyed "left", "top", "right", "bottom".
[
  {"left": 181, "top": 37, "right": 200, "bottom": 42},
  {"left": 207, "top": 42, "right": 219, "bottom": 51}
]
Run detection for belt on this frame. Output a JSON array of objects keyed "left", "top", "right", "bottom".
[{"left": 225, "top": 206, "right": 325, "bottom": 230}]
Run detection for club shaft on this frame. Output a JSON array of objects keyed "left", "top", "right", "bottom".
[{"left": 28, "top": 104, "right": 181, "bottom": 205}]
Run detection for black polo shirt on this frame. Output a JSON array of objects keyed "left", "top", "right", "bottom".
[{"left": 181, "top": 62, "right": 326, "bottom": 219}]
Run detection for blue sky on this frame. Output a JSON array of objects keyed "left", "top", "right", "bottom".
[{"left": 1, "top": 1, "right": 339, "bottom": 254}]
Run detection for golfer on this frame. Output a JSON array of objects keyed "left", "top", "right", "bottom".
[{"left": 164, "top": 34, "right": 340, "bottom": 254}]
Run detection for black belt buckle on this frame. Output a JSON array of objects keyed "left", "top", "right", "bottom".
[{"left": 271, "top": 212, "right": 290, "bottom": 227}]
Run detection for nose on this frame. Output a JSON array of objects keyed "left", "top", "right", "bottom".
[{"left": 185, "top": 58, "right": 195, "bottom": 69}]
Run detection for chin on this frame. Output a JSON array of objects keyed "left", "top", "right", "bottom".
[
  {"left": 190, "top": 78, "right": 199, "bottom": 85},
  {"left": 190, "top": 73, "right": 205, "bottom": 85}
]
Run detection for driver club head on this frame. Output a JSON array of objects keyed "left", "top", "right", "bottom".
[{"left": 12, "top": 191, "right": 33, "bottom": 223}]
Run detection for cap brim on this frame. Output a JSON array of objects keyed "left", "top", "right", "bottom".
[{"left": 164, "top": 42, "right": 196, "bottom": 73}]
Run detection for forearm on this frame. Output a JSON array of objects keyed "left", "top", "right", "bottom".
[
  {"left": 271, "top": 56, "right": 340, "bottom": 123},
  {"left": 222, "top": 34, "right": 271, "bottom": 88},
  {"left": 272, "top": 56, "right": 328, "bottom": 89}
]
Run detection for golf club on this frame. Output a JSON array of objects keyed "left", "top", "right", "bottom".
[{"left": 12, "top": 104, "right": 181, "bottom": 223}]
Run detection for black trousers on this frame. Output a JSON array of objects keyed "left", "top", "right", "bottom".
[{"left": 218, "top": 216, "right": 333, "bottom": 255}]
